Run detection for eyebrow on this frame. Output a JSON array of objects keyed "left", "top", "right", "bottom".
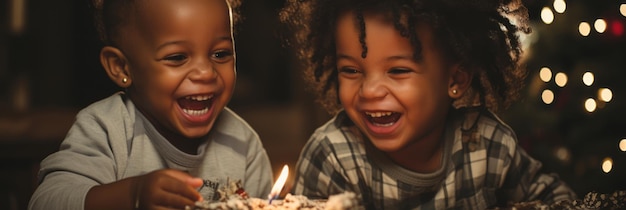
[
  {"left": 336, "top": 53, "right": 355, "bottom": 61},
  {"left": 385, "top": 55, "right": 414, "bottom": 61}
]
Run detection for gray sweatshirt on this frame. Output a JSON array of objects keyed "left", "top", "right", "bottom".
[{"left": 28, "top": 92, "right": 273, "bottom": 210}]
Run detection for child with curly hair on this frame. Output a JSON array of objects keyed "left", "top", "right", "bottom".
[
  {"left": 280, "top": 0, "right": 576, "bottom": 209},
  {"left": 28, "top": 0, "right": 272, "bottom": 209}
]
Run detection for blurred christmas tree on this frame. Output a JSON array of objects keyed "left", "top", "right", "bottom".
[{"left": 501, "top": 0, "right": 626, "bottom": 196}]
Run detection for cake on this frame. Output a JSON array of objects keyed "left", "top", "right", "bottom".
[
  {"left": 186, "top": 180, "right": 625, "bottom": 210},
  {"left": 185, "top": 180, "right": 363, "bottom": 210},
  {"left": 490, "top": 190, "right": 626, "bottom": 210}
]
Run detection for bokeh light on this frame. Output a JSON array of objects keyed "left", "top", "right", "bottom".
[
  {"left": 579, "top": 22, "right": 591, "bottom": 36},
  {"left": 621, "top": 4, "right": 626, "bottom": 17},
  {"left": 598, "top": 88, "right": 613, "bottom": 102},
  {"left": 555, "top": 72, "right": 568, "bottom": 87},
  {"left": 541, "top": 7, "right": 555, "bottom": 24},
  {"left": 553, "top": 0, "right": 566, "bottom": 14},
  {"left": 619, "top": 139, "right": 626, "bottom": 152},
  {"left": 554, "top": 146, "right": 571, "bottom": 163},
  {"left": 542, "top": 89, "right": 555, "bottom": 104},
  {"left": 582, "top": 72, "right": 594, "bottom": 86},
  {"left": 9, "top": 0, "right": 26, "bottom": 35},
  {"left": 610, "top": 20, "right": 624, "bottom": 37},
  {"left": 602, "top": 157, "right": 613, "bottom": 173},
  {"left": 540, "top": 67, "right": 552, "bottom": 82},
  {"left": 594, "top": 19, "right": 607, "bottom": 33},
  {"left": 585, "top": 98, "right": 597, "bottom": 112}
]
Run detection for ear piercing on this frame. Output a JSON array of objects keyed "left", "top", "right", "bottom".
[
  {"left": 452, "top": 89, "right": 458, "bottom": 94},
  {"left": 122, "top": 78, "right": 128, "bottom": 83}
]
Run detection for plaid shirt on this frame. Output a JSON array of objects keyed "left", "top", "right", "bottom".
[{"left": 291, "top": 108, "right": 576, "bottom": 209}]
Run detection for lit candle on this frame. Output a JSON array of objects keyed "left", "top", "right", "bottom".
[{"left": 268, "top": 165, "right": 289, "bottom": 203}]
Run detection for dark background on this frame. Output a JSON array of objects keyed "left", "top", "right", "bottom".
[{"left": 1, "top": 0, "right": 625, "bottom": 209}]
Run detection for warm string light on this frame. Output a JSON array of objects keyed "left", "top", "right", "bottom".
[
  {"left": 537, "top": 67, "right": 614, "bottom": 112},
  {"left": 579, "top": 22, "right": 591, "bottom": 36},
  {"left": 598, "top": 88, "right": 613, "bottom": 102},
  {"left": 542, "top": 89, "right": 555, "bottom": 104},
  {"left": 594, "top": 19, "right": 607, "bottom": 33},
  {"left": 554, "top": 72, "right": 568, "bottom": 87},
  {"left": 538, "top": 2, "right": 623, "bottom": 176},
  {"left": 553, "top": 0, "right": 566, "bottom": 14},
  {"left": 544, "top": 1, "right": 624, "bottom": 37},
  {"left": 541, "top": 7, "right": 554, "bottom": 24},
  {"left": 540, "top": 67, "right": 552, "bottom": 82},
  {"left": 602, "top": 157, "right": 613, "bottom": 173},
  {"left": 541, "top": 0, "right": 566, "bottom": 24},
  {"left": 584, "top": 98, "right": 597, "bottom": 113},
  {"left": 582, "top": 72, "right": 594, "bottom": 86}
]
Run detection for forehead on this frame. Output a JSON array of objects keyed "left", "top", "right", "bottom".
[
  {"left": 133, "top": 0, "right": 230, "bottom": 22},
  {"left": 122, "top": 0, "right": 232, "bottom": 41},
  {"left": 123, "top": 0, "right": 231, "bottom": 34}
]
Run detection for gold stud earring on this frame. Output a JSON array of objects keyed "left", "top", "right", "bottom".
[
  {"left": 452, "top": 89, "right": 458, "bottom": 94},
  {"left": 122, "top": 78, "right": 128, "bottom": 83}
]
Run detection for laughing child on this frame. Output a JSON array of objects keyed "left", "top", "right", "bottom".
[
  {"left": 281, "top": 0, "right": 576, "bottom": 209},
  {"left": 28, "top": 0, "right": 272, "bottom": 209}
]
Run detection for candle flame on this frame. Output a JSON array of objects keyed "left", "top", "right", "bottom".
[{"left": 268, "top": 165, "right": 289, "bottom": 200}]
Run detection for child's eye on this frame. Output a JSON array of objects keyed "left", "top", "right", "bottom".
[
  {"left": 338, "top": 67, "right": 361, "bottom": 79},
  {"left": 338, "top": 67, "right": 359, "bottom": 74},
  {"left": 388, "top": 68, "right": 412, "bottom": 74},
  {"left": 164, "top": 54, "right": 188, "bottom": 62},
  {"left": 160, "top": 54, "right": 188, "bottom": 66},
  {"left": 212, "top": 50, "right": 234, "bottom": 62}
]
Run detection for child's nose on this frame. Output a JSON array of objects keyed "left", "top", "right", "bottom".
[
  {"left": 188, "top": 61, "right": 218, "bottom": 82},
  {"left": 359, "top": 77, "right": 387, "bottom": 99}
]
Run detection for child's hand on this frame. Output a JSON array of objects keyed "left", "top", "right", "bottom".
[
  {"left": 85, "top": 169, "right": 203, "bottom": 210},
  {"left": 134, "top": 169, "right": 204, "bottom": 210}
]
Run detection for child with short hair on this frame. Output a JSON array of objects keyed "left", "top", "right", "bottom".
[
  {"left": 28, "top": 0, "right": 272, "bottom": 209},
  {"left": 281, "top": 0, "right": 576, "bottom": 209}
]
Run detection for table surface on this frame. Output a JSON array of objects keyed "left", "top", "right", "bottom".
[{"left": 0, "top": 108, "right": 77, "bottom": 210}]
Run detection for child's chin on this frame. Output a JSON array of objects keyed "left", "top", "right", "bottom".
[
  {"left": 369, "top": 140, "right": 403, "bottom": 152},
  {"left": 180, "top": 127, "right": 213, "bottom": 139}
]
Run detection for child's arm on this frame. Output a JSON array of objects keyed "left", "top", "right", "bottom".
[
  {"left": 471, "top": 111, "right": 576, "bottom": 205},
  {"left": 291, "top": 132, "right": 356, "bottom": 199},
  {"left": 499, "top": 142, "right": 577, "bottom": 204},
  {"left": 28, "top": 120, "right": 202, "bottom": 210},
  {"left": 28, "top": 95, "right": 202, "bottom": 210},
  {"left": 85, "top": 169, "right": 202, "bottom": 210}
]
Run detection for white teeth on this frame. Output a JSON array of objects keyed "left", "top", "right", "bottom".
[
  {"left": 185, "top": 95, "right": 213, "bottom": 101},
  {"left": 375, "top": 122, "right": 394, "bottom": 127},
  {"left": 365, "top": 111, "right": 393, "bottom": 118},
  {"left": 183, "top": 107, "right": 209, "bottom": 116}
]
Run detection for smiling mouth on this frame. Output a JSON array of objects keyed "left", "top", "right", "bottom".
[
  {"left": 364, "top": 111, "right": 401, "bottom": 126},
  {"left": 178, "top": 95, "right": 214, "bottom": 116}
]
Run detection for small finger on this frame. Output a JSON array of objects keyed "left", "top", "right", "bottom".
[
  {"left": 186, "top": 177, "right": 204, "bottom": 189},
  {"left": 162, "top": 180, "right": 202, "bottom": 202}
]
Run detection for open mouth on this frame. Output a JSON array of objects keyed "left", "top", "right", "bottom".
[
  {"left": 364, "top": 111, "right": 401, "bottom": 127},
  {"left": 178, "top": 95, "right": 214, "bottom": 116}
]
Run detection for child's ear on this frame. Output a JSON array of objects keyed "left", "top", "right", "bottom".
[
  {"left": 100, "top": 46, "right": 132, "bottom": 88},
  {"left": 448, "top": 65, "right": 472, "bottom": 99}
]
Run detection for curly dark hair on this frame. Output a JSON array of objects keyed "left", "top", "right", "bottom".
[
  {"left": 280, "top": 0, "right": 530, "bottom": 114},
  {"left": 90, "top": 0, "right": 242, "bottom": 46}
]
